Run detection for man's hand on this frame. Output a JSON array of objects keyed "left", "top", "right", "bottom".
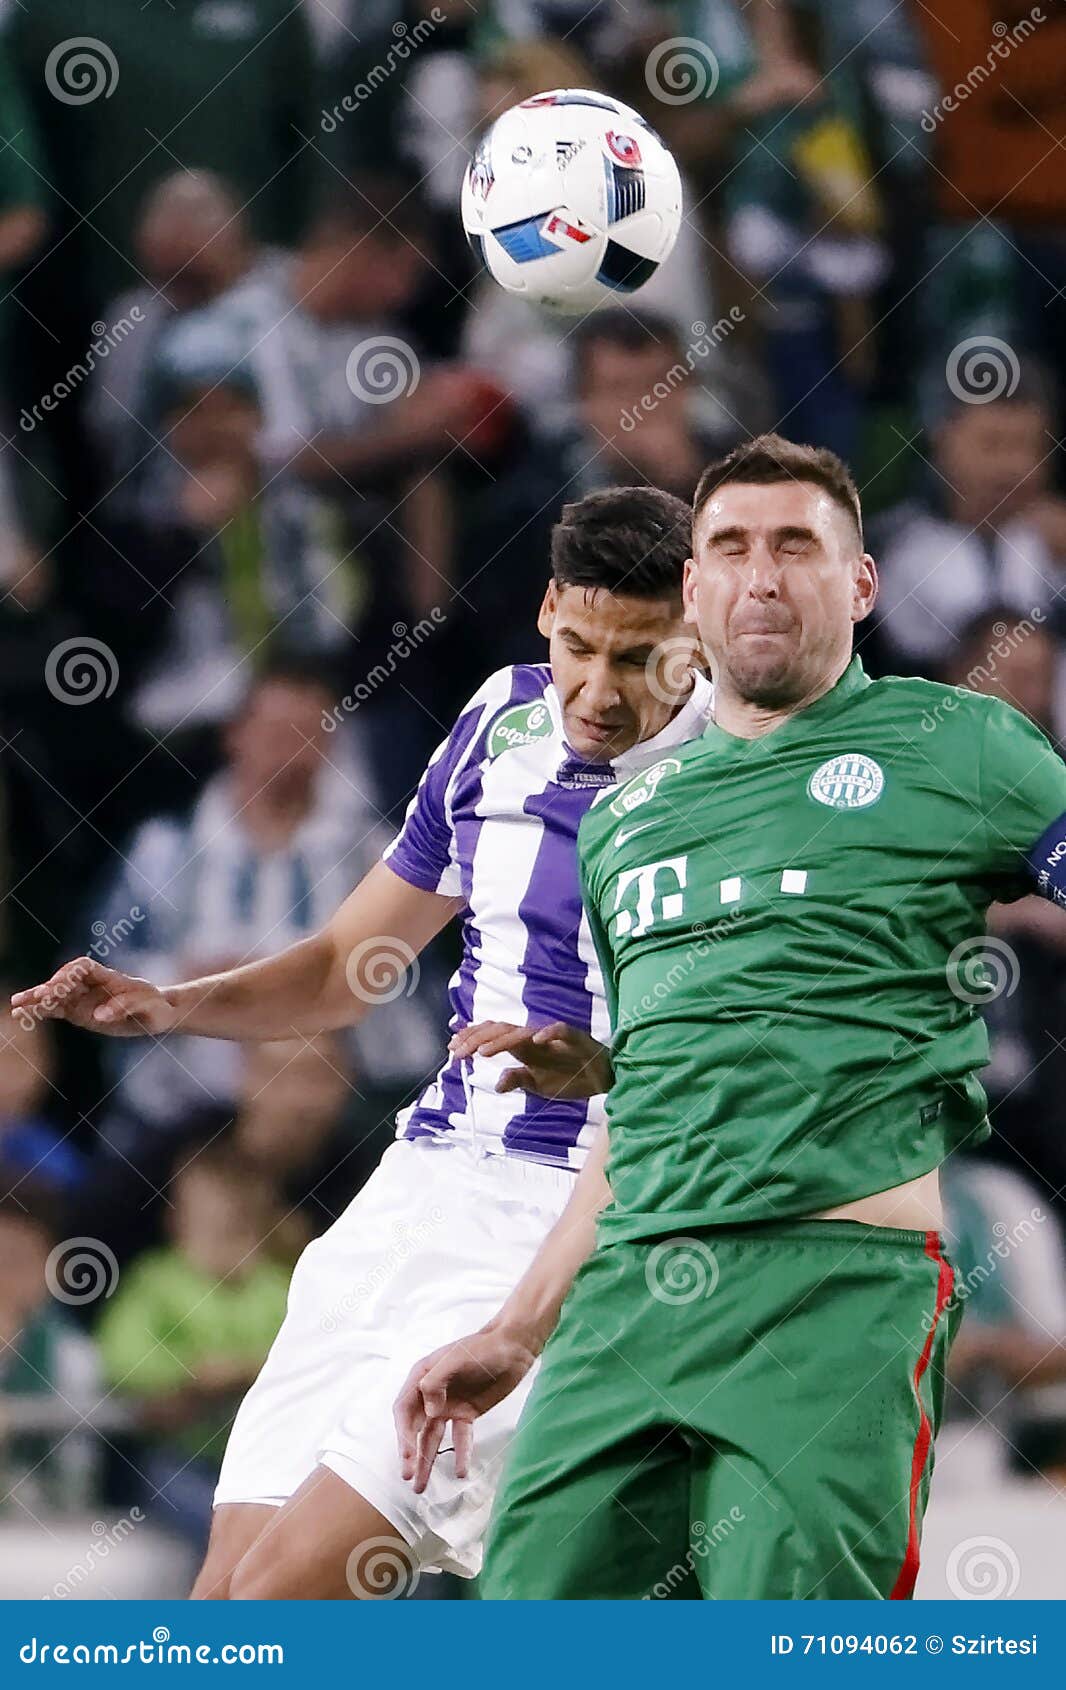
[
  {"left": 449, "top": 1020, "right": 612, "bottom": 1099},
  {"left": 394, "top": 1326, "right": 539, "bottom": 1493},
  {"left": 11, "top": 959, "right": 180, "bottom": 1037}
]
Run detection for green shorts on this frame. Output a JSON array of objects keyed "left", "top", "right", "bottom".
[{"left": 482, "top": 1220, "right": 959, "bottom": 1600}]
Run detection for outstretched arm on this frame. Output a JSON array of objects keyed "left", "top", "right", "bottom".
[
  {"left": 11, "top": 862, "right": 460, "bottom": 1042},
  {"left": 394, "top": 1125, "right": 611, "bottom": 1491}
]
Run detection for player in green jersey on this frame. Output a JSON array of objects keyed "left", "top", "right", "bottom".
[{"left": 394, "top": 434, "right": 1066, "bottom": 1599}]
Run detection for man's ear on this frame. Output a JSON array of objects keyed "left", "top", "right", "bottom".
[
  {"left": 538, "top": 579, "right": 559, "bottom": 640},
  {"left": 852, "top": 554, "right": 878, "bottom": 624},
  {"left": 682, "top": 556, "right": 698, "bottom": 625}
]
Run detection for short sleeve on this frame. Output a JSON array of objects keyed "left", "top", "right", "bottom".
[
  {"left": 383, "top": 670, "right": 519, "bottom": 898},
  {"left": 979, "top": 697, "right": 1066, "bottom": 891}
]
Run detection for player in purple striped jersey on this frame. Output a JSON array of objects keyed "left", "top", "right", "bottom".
[{"left": 13, "top": 487, "right": 713, "bottom": 1600}]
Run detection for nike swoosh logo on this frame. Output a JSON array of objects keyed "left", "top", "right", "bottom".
[{"left": 614, "top": 820, "right": 658, "bottom": 848}]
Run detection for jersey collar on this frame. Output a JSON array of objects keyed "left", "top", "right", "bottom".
[{"left": 613, "top": 669, "right": 715, "bottom": 775}]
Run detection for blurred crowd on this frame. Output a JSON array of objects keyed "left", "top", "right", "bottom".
[{"left": 2, "top": 0, "right": 1066, "bottom": 1584}]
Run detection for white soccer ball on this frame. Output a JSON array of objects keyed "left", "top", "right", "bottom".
[{"left": 461, "top": 89, "right": 683, "bottom": 315}]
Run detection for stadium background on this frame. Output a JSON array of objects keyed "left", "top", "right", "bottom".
[{"left": 0, "top": 0, "right": 1065, "bottom": 1600}]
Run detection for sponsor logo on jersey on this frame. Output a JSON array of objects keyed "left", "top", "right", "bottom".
[
  {"left": 807, "top": 753, "right": 884, "bottom": 810},
  {"left": 557, "top": 765, "right": 616, "bottom": 790},
  {"left": 614, "top": 818, "right": 659, "bottom": 848},
  {"left": 606, "top": 131, "right": 642, "bottom": 167},
  {"left": 487, "top": 701, "right": 553, "bottom": 757},
  {"left": 608, "top": 757, "right": 681, "bottom": 819}
]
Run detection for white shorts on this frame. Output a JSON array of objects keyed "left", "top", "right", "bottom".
[{"left": 214, "top": 1136, "right": 573, "bottom": 1577}]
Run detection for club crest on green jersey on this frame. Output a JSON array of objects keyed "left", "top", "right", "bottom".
[
  {"left": 807, "top": 753, "right": 884, "bottom": 811},
  {"left": 487, "top": 701, "right": 553, "bottom": 757},
  {"left": 608, "top": 758, "right": 682, "bottom": 820}
]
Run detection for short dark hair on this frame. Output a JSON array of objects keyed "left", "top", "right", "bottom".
[
  {"left": 938, "top": 355, "right": 1057, "bottom": 427},
  {"left": 243, "top": 649, "right": 340, "bottom": 705},
  {"left": 550, "top": 486, "right": 691, "bottom": 598},
  {"left": 572, "top": 308, "right": 681, "bottom": 386},
  {"left": 307, "top": 175, "right": 425, "bottom": 246},
  {"left": 693, "top": 432, "right": 863, "bottom": 547}
]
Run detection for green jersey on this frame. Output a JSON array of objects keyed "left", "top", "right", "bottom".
[{"left": 579, "top": 658, "right": 1066, "bottom": 1239}]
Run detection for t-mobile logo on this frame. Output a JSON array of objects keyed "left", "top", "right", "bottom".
[{"left": 612, "top": 856, "right": 688, "bottom": 938}]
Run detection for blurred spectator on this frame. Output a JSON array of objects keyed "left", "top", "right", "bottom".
[
  {"left": 126, "top": 360, "right": 347, "bottom": 746},
  {"left": 3, "top": 0, "right": 315, "bottom": 311},
  {"left": 90, "top": 658, "right": 439, "bottom": 1162},
  {"left": 87, "top": 172, "right": 271, "bottom": 492},
  {"left": 234, "top": 1034, "right": 379, "bottom": 1244},
  {"left": 944, "top": 1157, "right": 1066, "bottom": 1481},
  {"left": 95, "top": 1145, "right": 290, "bottom": 1546},
  {"left": 562, "top": 310, "right": 738, "bottom": 501},
  {"left": 2, "top": 0, "right": 317, "bottom": 512},
  {"left": 0, "top": 999, "right": 87, "bottom": 1199},
  {"left": 0, "top": 1189, "right": 102, "bottom": 1515},
  {"left": 0, "top": 28, "right": 52, "bottom": 565},
  {"left": 942, "top": 608, "right": 1066, "bottom": 1214},
  {"left": 650, "top": 0, "right": 903, "bottom": 460},
  {"left": 873, "top": 372, "right": 1066, "bottom": 686}
]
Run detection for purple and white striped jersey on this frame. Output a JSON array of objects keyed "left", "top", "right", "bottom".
[{"left": 383, "top": 663, "right": 714, "bottom": 1169}]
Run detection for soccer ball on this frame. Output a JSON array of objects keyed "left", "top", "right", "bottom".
[{"left": 461, "top": 89, "right": 683, "bottom": 315}]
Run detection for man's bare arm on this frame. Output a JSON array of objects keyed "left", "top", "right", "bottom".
[{"left": 11, "top": 861, "right": 460, "bottom": 1042}]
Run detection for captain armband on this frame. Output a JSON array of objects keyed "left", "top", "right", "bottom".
[{"left": 1026, "top": 813, "right": 1066, "bottom": 908}]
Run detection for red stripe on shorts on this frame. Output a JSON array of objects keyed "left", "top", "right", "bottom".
[{"left": 889, "top": 1230, "right": 954, "bottom": 1600}]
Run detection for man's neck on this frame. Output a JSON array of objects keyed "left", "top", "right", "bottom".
[{"left": 713, "top": 655, "right": 851, "bottom": 741}]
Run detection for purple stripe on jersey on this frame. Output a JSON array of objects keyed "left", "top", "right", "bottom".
[
  {"left": 401, "top": 666, "right": 547, "bottom": 1142},
  {"left": 503, "top": 777, "right": 600, "bottom": 1156}
]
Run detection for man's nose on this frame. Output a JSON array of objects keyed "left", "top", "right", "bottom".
[
  {"left": 580, "top": 659, "right": 623, "bottom": 710},
  {"left": 747, "top": 544, "right": 781, "bottom": 599}
]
